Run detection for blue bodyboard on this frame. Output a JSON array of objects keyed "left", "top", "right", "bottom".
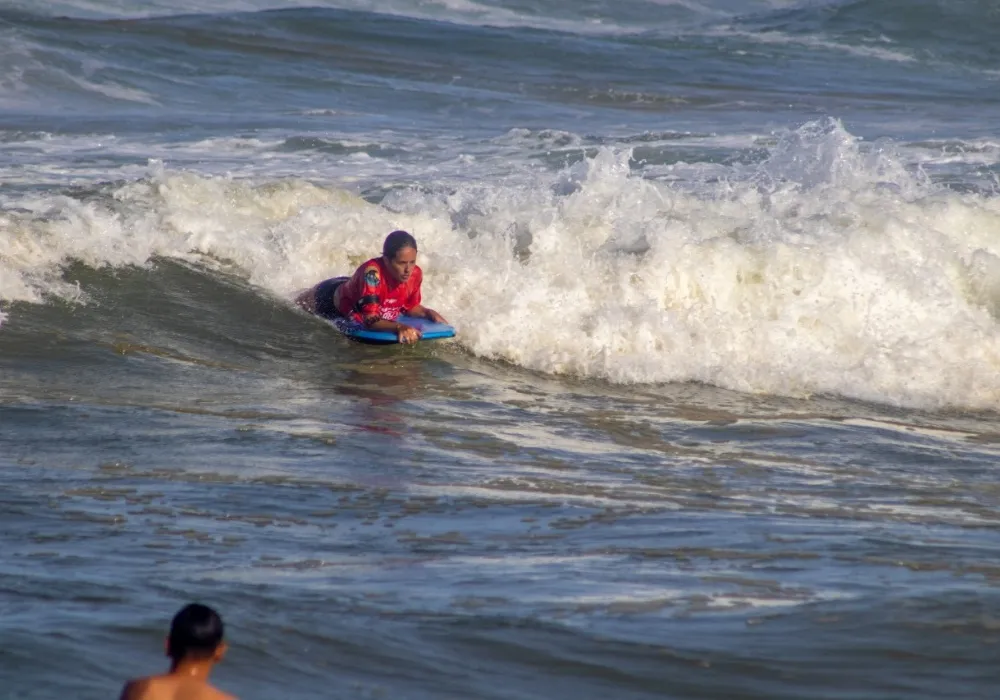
[{"left": 328, "top": 314, "right": 456, "bottom": 345}]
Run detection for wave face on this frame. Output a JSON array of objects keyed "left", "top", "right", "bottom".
[{"left": 3, "top": 119, "right": 999, "bottom": 410}]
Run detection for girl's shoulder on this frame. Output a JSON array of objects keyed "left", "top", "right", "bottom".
[{"left": 354, "top": 257, "right": 384, "bottom": 285}]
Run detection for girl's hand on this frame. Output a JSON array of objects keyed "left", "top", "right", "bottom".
[
  {"left": 397, "top": 324, "right": 421, "bottom": 344},
  {"left": 428, "top": 310, "right": 447, "bottom": 324}
]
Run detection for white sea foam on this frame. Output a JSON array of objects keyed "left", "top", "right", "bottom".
[
  {"left": 903, "top": 139, "right": 1000, "bottom": 168},
  {"left": 63, "top": 71, "right": 160, "bottom": 106},
  {"left": 2, "top": 120, "right": 1000, "bottom": 409},
  {"left": 0, "top": 132, "right": 401, "bottom": 192},
  {"left": 710, "top": 28, "right": 918, "bottom": 64}
]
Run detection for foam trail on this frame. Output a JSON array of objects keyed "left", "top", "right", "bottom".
[{"left": 2, "top": 121, "right": 999, "bottom": 410}]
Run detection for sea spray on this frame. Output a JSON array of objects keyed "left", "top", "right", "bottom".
[{"left": 392, "top": 120, "right": 1000, "bottom": 408}]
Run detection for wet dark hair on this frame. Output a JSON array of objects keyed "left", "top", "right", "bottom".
[
  {"left": 167, "top": 603, "right": 224, "bottom": 661},
  {"left": 383, "top": 230, "right": 417, "bottom": 260}
]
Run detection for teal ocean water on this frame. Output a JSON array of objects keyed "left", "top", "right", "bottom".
[{"left": 2, "top": 1, "right": 1000, "bottom": 698}]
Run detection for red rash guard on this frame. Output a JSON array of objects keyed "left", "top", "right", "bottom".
[{"left": 336, "top": 257, "right": 422, "bottom": 325}]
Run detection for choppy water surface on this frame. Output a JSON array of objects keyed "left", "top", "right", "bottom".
[{"left": 2, "top": 1, "right": 1000, "bottom": 698}]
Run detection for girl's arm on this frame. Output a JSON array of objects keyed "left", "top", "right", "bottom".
[
  {"left": 363, "top": 317, "right": 421, "bottom": 344},
  {"left": 407, "top": 304, "right": 447, "bottom": 324}
]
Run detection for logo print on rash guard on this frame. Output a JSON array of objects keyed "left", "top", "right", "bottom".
[{"left": 364, "top": 266, "right": 380, "bottom": 287}]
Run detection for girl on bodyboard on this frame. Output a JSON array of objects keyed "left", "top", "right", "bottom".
[{"left": 295, "top": 230, "right": 452, "bottom": 345}]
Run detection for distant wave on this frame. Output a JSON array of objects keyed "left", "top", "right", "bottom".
[
  {"left": 0, "top": 0, "right": 699, "bottom": 34},
  {"left": 728, "top": 0, "right": 1000, "bottom": 70}
]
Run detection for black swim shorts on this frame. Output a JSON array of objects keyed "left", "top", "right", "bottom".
[{"left": 313, "top": 276, "right": 349, "bottom": 319}]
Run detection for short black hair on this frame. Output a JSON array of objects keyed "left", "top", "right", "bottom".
[
  {"left": 383, "top": 230, "right": 417, "bottom": 260},
  {"left": 167, "top": 604, "right": 224, "bottom": 661}
]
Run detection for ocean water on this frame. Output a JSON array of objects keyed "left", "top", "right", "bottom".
[{"left": 2, "top": 1, "right": 1000, "bottom": 698}]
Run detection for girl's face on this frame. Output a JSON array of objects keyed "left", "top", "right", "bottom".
[{"left": 386, "top": 246, "right": 417, "bottom": 283}]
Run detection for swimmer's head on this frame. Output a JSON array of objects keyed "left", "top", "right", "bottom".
[
  {"left": 166, "top": 603, "right": 226, "bottom": 663},
  {"left": 382, "top": 230, "right": 418, "bottom": 283}
]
